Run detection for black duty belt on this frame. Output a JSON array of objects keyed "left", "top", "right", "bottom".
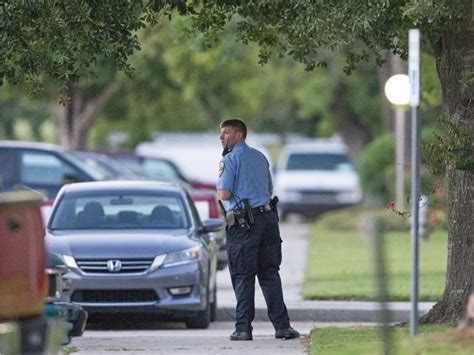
[{"left": 251, "top": 204, "right": 272, "bottom": 214}]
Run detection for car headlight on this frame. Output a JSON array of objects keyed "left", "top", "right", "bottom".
[
  {"left": 62, "top": 255, "right": 79, "bottom": 270},
  {"left": 148, "top": 254, "right": 166, "bottom": 273},
  {"left": 162, "top": 246, "right": 201, "bottom": 268}
]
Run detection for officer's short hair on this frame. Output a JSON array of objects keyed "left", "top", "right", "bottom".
[{"left": 221, "top": 119, "right": 247, "bottom": 139}]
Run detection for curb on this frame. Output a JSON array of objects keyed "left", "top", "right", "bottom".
[{"left": 216, "top": 302, "right": 435, "bottom": 323}]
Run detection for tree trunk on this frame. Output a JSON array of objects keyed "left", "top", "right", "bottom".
[
  {"left": 330, "top": 81, "right": 372, "bottom": 162},
  {"left": 421, "top": 2, "right": 474, "bottom": 325},
  {"left": 58, "top": 83, "right": 78, "bottom": 149},
  {"left": 71, "top": 83, "right": 121, "bottom": 150},
  {"left": 56, "top": 82, "right": 121, "bottom": 150}
]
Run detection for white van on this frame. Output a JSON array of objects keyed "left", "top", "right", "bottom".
[{"left": 274, "top": 139, "right": 363, "bottom": 219}]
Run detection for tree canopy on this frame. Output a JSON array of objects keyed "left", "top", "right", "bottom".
[
  {"left": 1, "top": 1, "right": 457, "bottom": 90},
  {"left": 0, "top": 1, "right": 186, "bottom": 93}
]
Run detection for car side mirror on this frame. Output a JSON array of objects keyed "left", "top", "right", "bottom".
[{"left": 199, "top": 218, "right": 224, "bottom": 234}]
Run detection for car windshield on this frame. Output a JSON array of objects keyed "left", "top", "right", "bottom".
[
  {"left": 62, "top": 151, "right": 108, "bottom": 180},
  {"left": 142, "top": 158, "right": 182, "bottom": 182},
  {"left": 50, "top": 192, "right": 190, "bottom": 230},
  {"left": 73, "top": 152, "right": 141, "bottom": 180},
  {"left": 286, "top": 153, "right": 352, "bottom": 171}
]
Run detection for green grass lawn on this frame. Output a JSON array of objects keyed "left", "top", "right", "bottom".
[
  {"left": 308, "top": 325, "right": 474, "bottom": 355},
  {"left": 303, "top": 221, "right": 447, "bottom": 301}
]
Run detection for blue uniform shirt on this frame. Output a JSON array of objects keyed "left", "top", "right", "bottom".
[{"left": 217, "top": 142, "right": 272, "bottom": 210}]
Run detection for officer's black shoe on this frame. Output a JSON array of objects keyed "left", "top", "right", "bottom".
[
  {"left": 230, "top": 331, "right": 253, "bottom": 341},
  {"left": 275, "top": 327, "right": 300, "bottom": 339}
]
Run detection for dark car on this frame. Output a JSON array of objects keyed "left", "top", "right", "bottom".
[
  {"left": 0, "top": 141, "right": 107, "bottom": 221},
  {"left": 45, "top": 181, "right": 223, "bottom": 328},
  {"left": 0, "top": 141, "right": 106, "bottom": 198}
]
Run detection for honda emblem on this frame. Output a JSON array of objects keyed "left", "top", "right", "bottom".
[{"left": 107, "top": 260, "right": 122, "bottom": 272}]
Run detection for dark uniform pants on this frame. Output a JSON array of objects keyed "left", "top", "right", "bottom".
[{"left": 226, "top": 210, "right": 290, "bottom": 333}]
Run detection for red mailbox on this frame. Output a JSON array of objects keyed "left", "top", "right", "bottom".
[{"left": 0, "top": 191, "right": 48, "bottom": 321}]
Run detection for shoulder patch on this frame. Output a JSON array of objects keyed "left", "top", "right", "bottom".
[{"left": 218, "top": 161, "right": 225, "bottom": 176}]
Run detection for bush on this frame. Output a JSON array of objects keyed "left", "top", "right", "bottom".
[
  {"left": 357, "top": 133, "right": 395, "bottom": 206},
  {"left": 358, "top": 129, "right": 447, "bottom": 210}
]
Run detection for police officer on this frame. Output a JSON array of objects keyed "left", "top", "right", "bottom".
[{"left": 217, "top": 118, "right": 299, "bottom": 341}]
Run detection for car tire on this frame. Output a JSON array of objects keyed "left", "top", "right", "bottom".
[
  {"left": 185, "top": 290, "right": 211, "bottom": 329},
  {"left": 69, "top": 307, "right": 88, "bottom": 337}
]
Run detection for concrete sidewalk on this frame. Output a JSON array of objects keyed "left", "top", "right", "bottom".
[{"left": 216, "top": 222, "right": 435, "bottom": 323}]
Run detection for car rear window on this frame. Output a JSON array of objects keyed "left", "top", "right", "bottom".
[
  {"left": 50, "top": 192, "right": 190, "bottom": 230},
  {"left": 286, "top": 153, "right": 352, "bottom": 171}
]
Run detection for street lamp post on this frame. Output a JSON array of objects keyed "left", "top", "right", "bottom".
[
  {"left": 384, "top": 74, "right": 410, "bottom": 211},
  {"left": 408, "top": 28, "right": 421, "bottom": 337}
]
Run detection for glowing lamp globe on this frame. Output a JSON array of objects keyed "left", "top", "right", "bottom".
[{"left": 384, "top": 74, "right": 410, "bottom": 105}]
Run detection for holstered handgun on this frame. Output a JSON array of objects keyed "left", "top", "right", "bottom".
[{"left": 269, "top": 196, "right": 279, "bottom": 221}]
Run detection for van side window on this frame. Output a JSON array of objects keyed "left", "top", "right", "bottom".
[{"left": 20, "top": 151, "right": 78, "bottom": 185}]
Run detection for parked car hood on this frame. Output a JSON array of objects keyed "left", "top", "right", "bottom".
[
  {"left": 45, "top": 229, "right": 197, "bottom": 259},
  {"left": 275, "top": 170, "right": 359, "bottom": 190}
]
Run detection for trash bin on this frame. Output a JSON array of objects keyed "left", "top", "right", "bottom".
[{"left": 0, "top": 191, "right": 48, "bottom": 321}]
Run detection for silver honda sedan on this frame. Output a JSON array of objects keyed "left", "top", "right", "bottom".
[{"left": 45, "top": 181, "right": 223, "bottom": 329}]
